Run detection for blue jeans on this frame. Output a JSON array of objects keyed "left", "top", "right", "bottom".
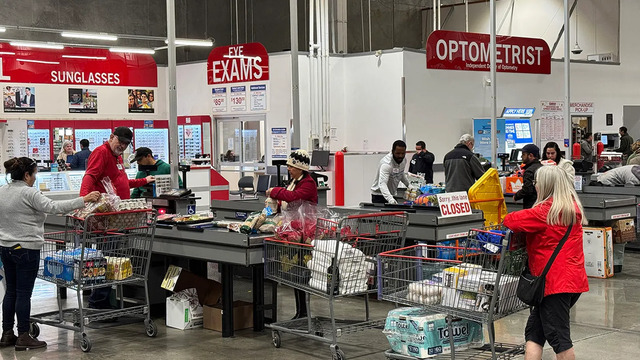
[{"left": 0, "top": 247, "right": 40, "bottom": 334}]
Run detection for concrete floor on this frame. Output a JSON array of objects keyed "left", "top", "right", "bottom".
[{"left": 2, "top": 252, "right": 640, "bottom": 359}]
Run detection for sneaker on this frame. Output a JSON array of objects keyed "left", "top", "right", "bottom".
[
  {"left": 0, "top": 330, "right": 17, "bottom": 347},
  {"left": 15, "top": 332, "right": 46, "bottom": 351}
]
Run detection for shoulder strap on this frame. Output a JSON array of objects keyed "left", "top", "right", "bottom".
[{"left": 540, "top": 222, "right": 573, "bottom": 277}]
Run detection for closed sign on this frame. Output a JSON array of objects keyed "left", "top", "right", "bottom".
[{"left": 437, "top": 192, "right": 472, "bottom": 218}]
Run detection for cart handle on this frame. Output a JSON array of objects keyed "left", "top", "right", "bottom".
[
  {"left": 469, "top": 228, "right": 507, "bottom": 237},
  {"left": 264, "top": 237, "right": 314, "bottom": 247},
  {"left": 379, "top": 253, "right": 463, "bottom": 263},
  {"left": 69, "top": 208, "right": 156, "bottom": 220},
  {"left": 345, "top": 211, "right": 407, "bottom": 219}
]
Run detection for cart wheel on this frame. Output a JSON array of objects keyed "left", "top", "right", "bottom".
[
  {"left": 145, "top": 319, "right": 158, "bottom": 337},
  {"left": 80, "top": 334, "right": 92, "bottom": 353},
  {"left": 271, "top": 330, "right": 281, "bottom": 348},
  {"left": 28, "top": 323, "right": 40, "bottom": 338},
  {"left": 332, "top": 349, "right": 346, "bottom": 360}
]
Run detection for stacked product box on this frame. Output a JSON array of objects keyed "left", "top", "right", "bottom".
[
  {"left": 383, "top": 307, "right": 483, "bottom": 358},
  {"left": 43, "top": 248, "right": 107, "bottom": 285},
  {"left": 583, "top": 227, "right": 614, "bottom": 278}
]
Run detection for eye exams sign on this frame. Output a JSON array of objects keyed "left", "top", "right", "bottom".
[
  {"left": 207, "top": 42, "right": 269, "bottom": 85},
  {"left": 426, "top": 30, "right": 551, "bottom": 75}
]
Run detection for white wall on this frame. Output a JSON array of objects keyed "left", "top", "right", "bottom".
[{"left": 438, "top": 0, "right": 619, "bottom": 60}]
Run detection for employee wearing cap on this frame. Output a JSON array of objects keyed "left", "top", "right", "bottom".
[
  {"left": 131, "top": 147, "right": 182, "bottom": 198},
  {"left": 80, "top": 127, "right": 155, "bottom": 309},
  {"left": 80, "top": 127, "right": 155, "bottom": 200},
  {"left": 514, "top": 144, "right": 543, "bottom": 209}
]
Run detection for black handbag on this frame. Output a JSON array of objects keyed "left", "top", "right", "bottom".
[{"left": 517, "top": 223, "right": 573, "bottom": 306}]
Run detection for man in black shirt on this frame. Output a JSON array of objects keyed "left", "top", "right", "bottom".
[
  {"left": 514, "top": 144, "right": 542, "bottom": 209},
  {"left": 409, "top": 141, "right": 435, "bottom": 183}
]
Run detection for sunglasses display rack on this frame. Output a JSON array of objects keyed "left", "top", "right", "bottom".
[
  {"left": 178, "top": 124, "right": 203, "bottom": 162},
  {"left": 134, "top": 128, "right": 169, "bottom": 162},
  {"left": 1, "top": 120, "right": 29, "bottom": 171},
  {"left": 75, "top": 129, "right": 112, "bottom": 151},
  {"left": 27, "top": 129, "right": 51, "bottom": 161}
]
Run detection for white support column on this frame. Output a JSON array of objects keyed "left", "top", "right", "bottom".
[{"left": 166, "top": 0, "right": 179, "bottom": 187}]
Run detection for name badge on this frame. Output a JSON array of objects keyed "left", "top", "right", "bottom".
[
  {"left": 393, "top": 168, "right": 401, "bottom": 174},
  {"left": 117, "top": 164, "right": 124, "bottom": 170}
]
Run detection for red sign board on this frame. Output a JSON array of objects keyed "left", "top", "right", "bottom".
[
  {"left": 426, "top": 30, "right": 551, "bottom": 75},
  {"left": 207, "top": 42, "right": 269, "bottom": 85},
  {"left": 0, "top": 43, "right": 157, "bottom": 87}
]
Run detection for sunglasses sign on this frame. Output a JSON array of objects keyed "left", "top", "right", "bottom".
[
  {"left": 0, "top": 43, "right": 157, "bottom": 87},
  {"left": 207, "top": 42, "right": 269, "bottom": 85}
]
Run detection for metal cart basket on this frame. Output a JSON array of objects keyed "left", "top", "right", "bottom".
[
  {"left": 265, "top": 212, "right": 408, "bottom": 360},
  {"left": 31, "top": 209, "right": 158, "bottom": 352},
  {"left": 378, "top": 225, "right": 528, "bottom": 359}
]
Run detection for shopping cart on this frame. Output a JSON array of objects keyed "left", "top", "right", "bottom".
[
  {"left": 31, "top": 209, "right": 157, "bottom": 352},
  {"left": 378, "top": 225, "right": 528, "bottom": 359},
  {"left": 265, "top": 212, "right": 408, "bottom": 360}
]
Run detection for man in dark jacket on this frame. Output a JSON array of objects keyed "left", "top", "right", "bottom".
[
  {"left": 409, "top": 140, "right": 435, "bottom": 183},
  {"left": 514, "top": 144, "right": 543, "bottom": 209},
  {"left": 616, "top": 126, "right": 634, "bottom": 163},
  {"left": 69, "top": 139, "right": 91, "bottom": 170},
  {"left": 443, "top": 134, "right": 485, "bottom": 193}
]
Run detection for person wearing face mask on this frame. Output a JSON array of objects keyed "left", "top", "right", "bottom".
[
  {"left": 409, "top": 140, "right": 435, "bottom": 184},
  {"left": 370, "top": 140, "right": 410, "bottom": 204},
  {"left": 0, "top": 157, "right": 100, "bottom": 350},
  {"left": 443, "top": 134, "right": 485, "bottom": 193},
  {"left": 79, "top": 127, "right": 155, "bottom": 310},
  {"left": 541, "top": 142, "right": 575, "bottom": 184}
]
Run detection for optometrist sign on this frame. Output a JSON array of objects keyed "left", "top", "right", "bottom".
[
  {"left": 0, "top": 42, "right": 157, "bottom": 87},
  {"left": 207, "top": 42, "right": 269, "bottom": 85},
  {"left": 426, "top": 30, "right": 551, "bottom": 75}
]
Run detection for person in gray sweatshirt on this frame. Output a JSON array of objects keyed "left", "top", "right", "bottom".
[{"left": 0, "top": 157, "right": 99, "bottom": 351}]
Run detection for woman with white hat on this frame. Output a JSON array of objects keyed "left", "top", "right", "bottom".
[{"left": 266, "top": 149, "right": 318, "bottom": 319}]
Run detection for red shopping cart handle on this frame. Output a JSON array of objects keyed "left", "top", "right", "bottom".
[
  {"left": 345, "top": 211, "right": 406, "bottom": 219},
  {"left": 264, "top": 237, "right": 314, "bottom": 247}
]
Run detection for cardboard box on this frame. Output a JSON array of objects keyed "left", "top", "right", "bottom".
[
  {"left": 203, "top": 301, "right": 253, "bottom": 332},
  {"left": 161, "top": 265, "right": 222, "bottom": 306},
  {"left": 583, "top": 227, "right": 614, "bottom": 278},
  {"left": 612, "top": 219, "right": 636, "bottom": 243},
  {"left": 504, "top": 176, "right": 523, "bottom": 194},
  {"left": 166, "top": 295, "right": 204, "bottom": 330}
]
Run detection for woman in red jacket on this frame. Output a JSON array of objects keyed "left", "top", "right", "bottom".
[
  {"left": 267, "top": 149, "right": 318, "bottom": 319},
  {"left": 503, "top": 165, "right": 588, "bottom": 360}
]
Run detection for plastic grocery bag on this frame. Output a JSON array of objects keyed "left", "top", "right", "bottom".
[{"left": 275, "top": 201, "right": 337, "bottom": 244}]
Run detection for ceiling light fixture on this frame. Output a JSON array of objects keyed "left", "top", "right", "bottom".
[
  {"left": 109, "top": 47, "right": 155, "bottom": 55},
  {"left": 62, "top": 55, "right": 107, "bottom": 60},
  {"left": 17, "top": 58, "right": 60, "bottom": 65},
  {"left": 0, "top": 51, "right": 15, "bottom": 55},
  {"left": 10, "top": 41, "right": 64, "bottom": 50},
  {"left": 165, "top": 38, "right": 213, "bottom": 47},
  {"left": 61, "top": 31, "right": 118, "bottom": 41}
]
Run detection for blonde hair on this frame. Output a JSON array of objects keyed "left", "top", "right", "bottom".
[
  {"left": 57, "top": 140, "right": 75, "bottom": 161},
  {"left": 534, "top": 166, "right": 587, "bottom": 226}
]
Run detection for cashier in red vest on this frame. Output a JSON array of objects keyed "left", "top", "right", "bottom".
[{"left": 80, "top": 127, "right": 155, "bottom": 199}]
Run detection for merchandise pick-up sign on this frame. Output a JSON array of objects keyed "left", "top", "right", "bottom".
[
  {"left": 436, "top": 192, "right": 472, "bottom": 218},
  {"left": 426, "top": 30, "right": 551, "bottom": 75},
  {"left": 207, "top": 42, "right": 269, "bottom": 85}
]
